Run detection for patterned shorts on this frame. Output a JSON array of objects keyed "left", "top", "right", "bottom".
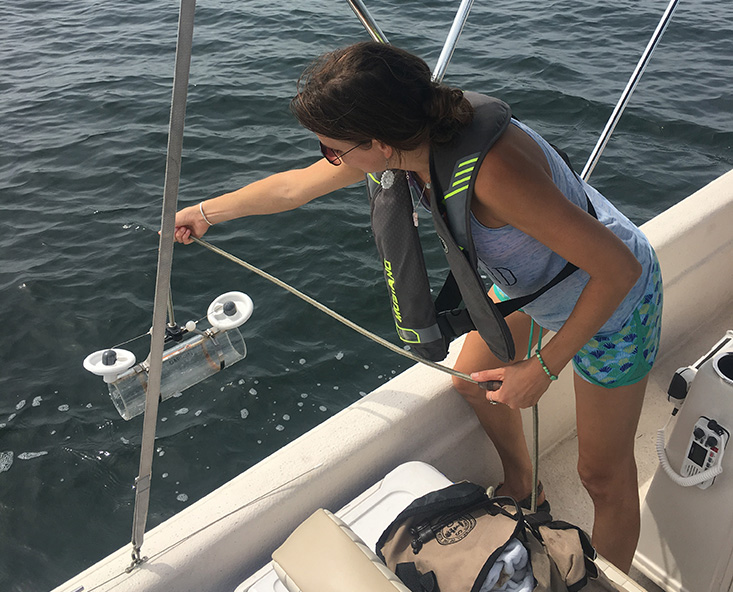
[
  {"left": 493, "top": 250, "right": 663, "bottom": 388},
  {"left": 572, "top": 252, "right": 663, "bottom": 388}
]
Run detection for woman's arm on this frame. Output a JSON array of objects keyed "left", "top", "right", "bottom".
[
  {"left": 469, "top": 124, "right": 641, "bottom": 408},
  {"left": 174, "top": 158, "right": 364, "bottom": 244}
]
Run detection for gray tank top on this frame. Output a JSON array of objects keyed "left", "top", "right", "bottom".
[{"left": 470, "top": 118, "right": 653, "bottom": 334}]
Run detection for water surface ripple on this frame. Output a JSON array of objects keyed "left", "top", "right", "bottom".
[{"left": 1, "top": 0, "right": 731, "bottom": 589}]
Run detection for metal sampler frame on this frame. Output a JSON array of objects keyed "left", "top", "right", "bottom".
[
  {"left": 128, "top": 0, "right": 679, "bottom": 566},
  {"left": 129, "top": 0, "right": 195, "bottom": 566}
]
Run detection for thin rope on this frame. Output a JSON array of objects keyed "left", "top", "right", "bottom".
[
  {"left": 110, "top": 310, "right": 211, "bottom": 350},
  {"left": 190, "top": 236, "right": 483, "bottom": 387},
  {"left": 112, "top": 329, "right": 152, "bottom": 350}
]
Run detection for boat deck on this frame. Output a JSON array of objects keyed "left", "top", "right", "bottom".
[
  {"left": 541, "top": 310, "right": 733, "bottom": 592},
  {"left": 539, "top": 170, "right": 733, "bottom": 591}
]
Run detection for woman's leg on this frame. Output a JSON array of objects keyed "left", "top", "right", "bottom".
[
  {"left": 574, "top": 373, "right": 648, "bottom": 573},
  {"left": 452, "top": 309, "right": 541, "bottom": 503}
]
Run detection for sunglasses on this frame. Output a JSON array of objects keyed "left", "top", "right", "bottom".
[{"left": 319, "top": 140, "right": 368, "bottom": 166}]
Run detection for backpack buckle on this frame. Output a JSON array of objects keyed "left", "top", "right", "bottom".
[{"left": 436, "top": 309, "right": 474, "bottom": 341}]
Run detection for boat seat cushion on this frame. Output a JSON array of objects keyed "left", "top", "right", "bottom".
[{"left": 272, "top": 508, "right": 410, "bottom": 592}]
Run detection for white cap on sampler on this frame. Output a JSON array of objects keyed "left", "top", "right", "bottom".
[
  {"left": 207, "top": 291, "right": 254, "bottom": 331},
  {"left": 83, "top": 348, "right": 137, "bottom": 383}
]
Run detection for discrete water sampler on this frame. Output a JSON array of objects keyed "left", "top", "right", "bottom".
[
  {"left": 84, "top": 291, "right": 253, "bottom": 420},
  {"left": 635, "top": 330, "right": 733, "bottom": 592}
]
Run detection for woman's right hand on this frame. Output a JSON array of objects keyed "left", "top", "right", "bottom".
[{"left": 174, "top": 203, "right": 211, "bottom": 244}]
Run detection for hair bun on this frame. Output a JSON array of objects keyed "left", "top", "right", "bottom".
[{"left": 425, "top": 86, "right": 473, "bottom": 145}]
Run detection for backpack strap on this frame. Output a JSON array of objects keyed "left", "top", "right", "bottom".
[
  {"left": 432, "top": 147, "right": 598, "bottom": 323},
  {"left": 492, "top": 144, "right": 598, "bottom": 318},
  {"left": 428, "top": 95, "right": 600, "bottom": 360},
  {"left": 394, "top": 564, "right": 440, "bottom": 592}
]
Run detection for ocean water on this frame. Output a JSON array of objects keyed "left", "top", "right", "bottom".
[{"left": 1, "top": 0, "right": 731, "bottom": 589}]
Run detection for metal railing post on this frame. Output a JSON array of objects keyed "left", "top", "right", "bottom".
[
  {"left": 581, "top": 0, "right": 681, "bottom": 181},
  {"left": 129, "top": 0, "right": 196, "bottom": 564},
  {"left": 346, "top": 0, "right": 389, "bottom": 43},
  {"left": 432, "top": 0, "right": 475, "bottom": 83}
]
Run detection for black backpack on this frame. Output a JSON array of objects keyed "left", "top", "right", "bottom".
[{"left": 376, "top": 482, "right": 622, "bottom": 592}]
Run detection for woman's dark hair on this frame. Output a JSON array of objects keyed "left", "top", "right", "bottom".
[{"left": 290, "top": 42, "right": 473, "bottom": 151}]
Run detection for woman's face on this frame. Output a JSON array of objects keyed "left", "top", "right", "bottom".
[{"left": 316, "top": 135, "right": 389, "bottom": 173}]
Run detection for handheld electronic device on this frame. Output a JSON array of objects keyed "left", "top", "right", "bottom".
[{"left": 681, "top": 416, "right": 729, "bottom": 489}]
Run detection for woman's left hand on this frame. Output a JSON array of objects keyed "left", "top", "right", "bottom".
[{"left": 471, "top": 356, "right": 553, "bottom": 409}]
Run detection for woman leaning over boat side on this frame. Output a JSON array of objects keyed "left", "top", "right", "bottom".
[{"left": 173, "top": 41, "right": 662, "bottom": 573}]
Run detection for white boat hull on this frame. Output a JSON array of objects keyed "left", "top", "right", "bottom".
[{"left": 54, "top": 169, "right": 733, "bottom": 592}]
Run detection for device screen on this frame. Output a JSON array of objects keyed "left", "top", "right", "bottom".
[{"left": 688, "top": 441, "right": 707, "bottom": 467}]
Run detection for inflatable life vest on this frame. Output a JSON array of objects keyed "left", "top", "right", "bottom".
[{"left": 368, "top": 93, "right": 594, "bottom": 363}]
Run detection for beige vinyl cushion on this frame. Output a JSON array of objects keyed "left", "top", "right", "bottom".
[{"left": 272, "top": 509, "right": 411, "bottom": 592}]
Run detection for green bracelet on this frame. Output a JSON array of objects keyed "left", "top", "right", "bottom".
[{"left": 535, "top": 351, "right": 558, "bottom": 381}]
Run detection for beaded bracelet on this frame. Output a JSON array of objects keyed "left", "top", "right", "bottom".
[
  {"left": 535, "top": 351, "right": 558, "bottom": 381},
  {"left": 199, "top": 201, "right": 214, "bottom": 226}
]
